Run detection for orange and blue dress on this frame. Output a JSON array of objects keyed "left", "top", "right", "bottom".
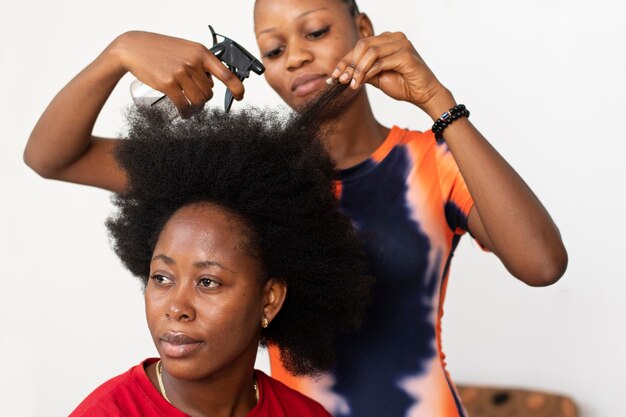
[{"left": 270, "top": 126, "right": 475, "bottom": 417}]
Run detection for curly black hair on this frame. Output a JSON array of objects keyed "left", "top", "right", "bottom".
[{"left": 106, "top": 85, "right": 373, "bottom": 377}]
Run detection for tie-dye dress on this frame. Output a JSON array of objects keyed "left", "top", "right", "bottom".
[{"left": 270, "top": 126, "right": 474, "bottom": 417}]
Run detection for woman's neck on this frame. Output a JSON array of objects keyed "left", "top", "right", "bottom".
[
  {"left": 322, "top": 90, "right": 390, "bottom": 170},
  {"left": 148, "top": 358, "right": 258, "bottom": 417}
]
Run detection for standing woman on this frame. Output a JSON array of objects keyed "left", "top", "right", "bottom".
[
  {"left": 24, "top": 0, "right": 568, "bottom": 415},
  {"left": 253, "top": 1, "right": 567, "bottom": 416}
]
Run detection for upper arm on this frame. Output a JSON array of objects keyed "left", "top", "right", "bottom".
[
  {"left": 433, "top": 141, "right": 479, "bottom": 238},
  {"left": 37, "top": 137, "right": 127, "bottom": 193},
  {"left": 466, "top": 206, "right": 495, "bottom": 253}
]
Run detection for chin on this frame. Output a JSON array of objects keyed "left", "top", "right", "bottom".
[
  {"left": 289, "top": 91, "right": 324, "bottom": 112},
  {"left": 162, "top": 357, "right": 216, "bottom": 381}
]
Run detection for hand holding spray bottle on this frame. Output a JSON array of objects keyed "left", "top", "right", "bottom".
[{"left": 130, "top": 25, "right": 265, "bottom": 116}]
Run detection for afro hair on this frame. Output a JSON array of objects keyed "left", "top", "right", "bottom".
[{"left": 106, "top": 85, "right": 373, "bottom": 377}]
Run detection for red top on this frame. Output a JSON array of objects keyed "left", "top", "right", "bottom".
[{"left": 70, "top": 358, "right": 331, "bottom": 417}]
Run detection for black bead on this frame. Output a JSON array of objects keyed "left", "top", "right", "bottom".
[{"left": 431, "top": 104, "right": 470, "bottom": 143}]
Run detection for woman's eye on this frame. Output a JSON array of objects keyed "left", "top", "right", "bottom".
[
  {"left": 263, "top": 46, "right": 284, "bottom": 59},
  {"left": 150, "top": 274, "right": 173, "bottom": 285},
  {"left": 198, "top": 278, "right": 220, "bottom": 289},
  {"left": 306, "top": 26, "right": 330, "bottom": 40}
]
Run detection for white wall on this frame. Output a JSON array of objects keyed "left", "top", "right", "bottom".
[{"left": 1, "top": 0, "right": 624, "bottom": 416}]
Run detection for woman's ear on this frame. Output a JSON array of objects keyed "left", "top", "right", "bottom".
[
  {"left": 261, "top": 279, "right": 287, "bottom": 325},
  {"left": 355, "top": 13, "right": 374, "bottom": 39}
]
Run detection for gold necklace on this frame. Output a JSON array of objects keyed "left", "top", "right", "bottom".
[
  {"left": 253, "top": 374, "right": 259, "bottom": 402},
  {"left": 156, "top": 360, "right": 172, "bottom": 403},
  {"left": 156, "top": 360, "right": 259, "bottom": 403}
]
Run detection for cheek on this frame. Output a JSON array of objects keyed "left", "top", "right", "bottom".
[
  {"left": 144, "top": 295, "right": 160, "bottom": 341},
  {"left": 144, "top": 286, "right": 175, "bottom": 336},
  {"left": 219, "top": 290, "right": 262, "bottom": 323},
  {"left": 201, "top": 296, "right": 263, "bottom": 351},
  {"left": 327, "top": 35, "right": 356, "bottom": 62},
  {"left": 223, "top": 289, "right": 264, "bottom": 324}
]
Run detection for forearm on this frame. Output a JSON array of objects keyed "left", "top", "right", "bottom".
[
  {"left": 333, "top": 28, "right": 568, "bottom": 285},
  {"left": 423, "top": 90, "right": 568, "bottom": 285},
  {"left": 24, "top": 41, "right": 126, "bottom": 182}
]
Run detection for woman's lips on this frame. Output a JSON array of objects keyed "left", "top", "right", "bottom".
[
  {"left": 160, "top": 332, "right": 204, "bottom": 358},
  {"left": 291, "top": 74, "right": 327, "bottom": 97}
]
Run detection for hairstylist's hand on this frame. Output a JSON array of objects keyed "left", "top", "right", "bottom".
[
  {"left": 330, "top": 32, "right": 452, "bottom": 119},
  {"left": 109, "top": 31, "right": 245, "bottom": 115}
]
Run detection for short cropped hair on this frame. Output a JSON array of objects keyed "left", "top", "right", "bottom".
[
  {"left": 255, "top": 0, "right": 359, "bottom": 17},
  {"left": 106, "top": 88, "right": 372, "bottom": 376},
  {"left": 343, "top": 0, "right": 360, "bottom": 16}
]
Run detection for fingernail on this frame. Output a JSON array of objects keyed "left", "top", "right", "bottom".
[
  {"left": 339, "top": 73, "right": 350, "bottom": 83},
  {"left": 350, "top": 79, "right": 357, "bottom": 89},
  {"left": 332, "top": 68, "right": 340, "bottom": 78}
]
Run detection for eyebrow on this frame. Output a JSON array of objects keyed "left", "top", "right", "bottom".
[
  {"left": 151, "top": 254, "right": 234, "bottom": 272},
  {"left": 257, "top": 7, "right": 329, "bottom": 35}
]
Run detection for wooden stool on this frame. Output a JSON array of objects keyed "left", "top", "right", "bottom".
[{"left": 456, "top": 384, "right": 578, "bottom": 417}]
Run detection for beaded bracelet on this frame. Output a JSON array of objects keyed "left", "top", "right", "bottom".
[{"left": 432, "top": 104, "right": 470, "bottom": 142}]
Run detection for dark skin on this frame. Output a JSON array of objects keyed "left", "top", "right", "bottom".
[
  {"left": 143, "top": 202, "right": 286, "bottom": 417},
  {"left": 24, "top": 31, "right": 245, "bottom": 192},
  {"left": 24, "top": 0, "right": 567, "bottom": 286},
  {"left": 254, "top": 0, "right": 568, "bottom": 285}
]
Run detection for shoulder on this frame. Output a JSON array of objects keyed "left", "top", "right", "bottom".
[
  {"left": 366, "top": 126, "right": 434, "bottom": 166},
  {"left": 393, "top": 127, "right": 460, "bottom": 171},
  {"left": 69, "top": 359, "right": 161, "bottom": 417},
  {"left": 386, "top": 127, "right": 453, "bottom": 174},
  {"left": 256, "top": 371, "right": 332, "bottom": 417},
  {"left": 391, "top": 126, "right": 435, "bottom": 146},
  {"left": 69, "top": 370, "right": 133, "bottom": 416}
]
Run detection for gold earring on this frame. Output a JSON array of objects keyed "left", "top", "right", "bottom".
[{"left": 261, "top": 317, "right": 269, "bottom": 329}]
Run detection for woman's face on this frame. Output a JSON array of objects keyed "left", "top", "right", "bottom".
[
  {"left": 145, "top": 203, "right": 279, "bottom": 381},
  {"left": 254, "top": 0, "right": 364, "bottom": 109}
]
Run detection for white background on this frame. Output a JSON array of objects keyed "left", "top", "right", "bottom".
[{"left": 1, "top": 0, "right": 624, "bottom": 416}]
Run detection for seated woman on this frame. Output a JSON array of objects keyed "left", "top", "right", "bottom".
[{"left": 69, "top": 102, "right": 373, "bottom": 417}]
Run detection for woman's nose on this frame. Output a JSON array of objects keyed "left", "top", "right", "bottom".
[
  {"left": 285, "top": 38, "right": 314, "bottom": 71},
  {"left": 165, "top": 286, "right": 196, "bottom": 322}
]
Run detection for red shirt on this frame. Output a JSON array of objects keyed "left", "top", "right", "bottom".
[{"left": 70, "top": 358, "right": 331, "bottom": 417}]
